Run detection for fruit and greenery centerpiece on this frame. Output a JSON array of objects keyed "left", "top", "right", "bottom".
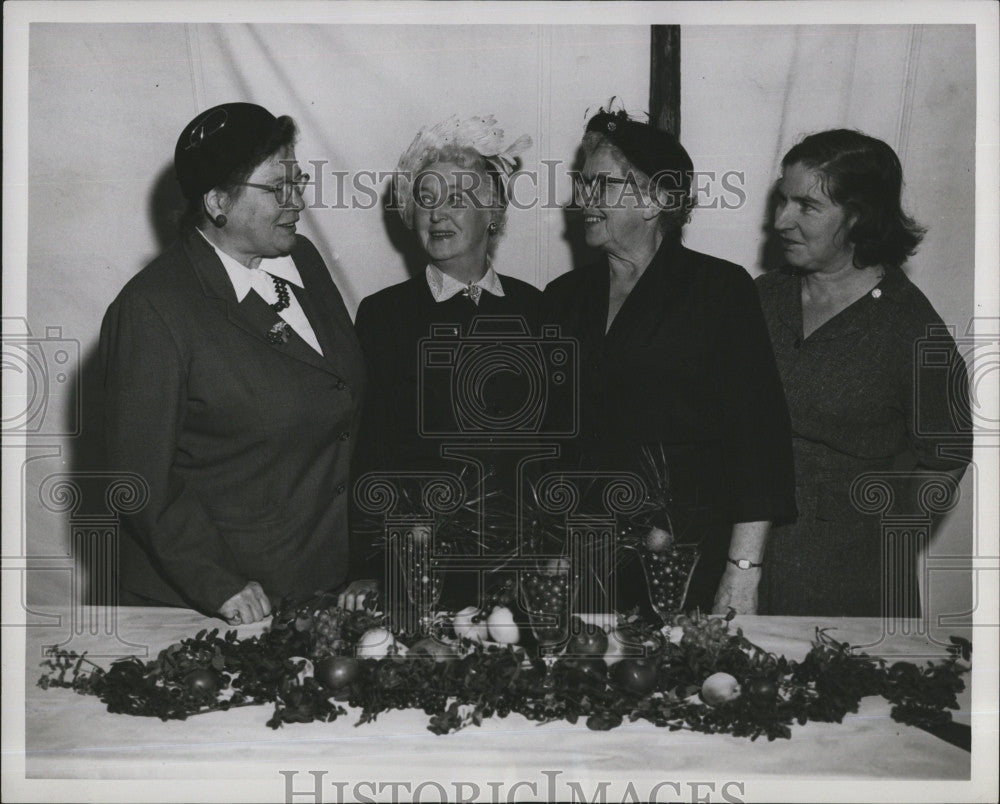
[
  {"left": 35, "top": 455, "right": 972, "bottom": 741},
  {"left": 39, "top": 595, "right": 972, "bottom": 742}
]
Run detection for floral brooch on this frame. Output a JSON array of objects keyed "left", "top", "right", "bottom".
[{"left": 267, "top": 321, "right": 291, "bottom": 345}]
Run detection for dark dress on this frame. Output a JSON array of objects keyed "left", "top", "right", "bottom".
[
  {"left": 755, "top": 266, "right": 972, "bottom": 616},
  {"left": 541, "top": 237, "right": 797, "bottom": 613},
  {"left": 351, "top": 271, "right": 542, "bottom": 605}
]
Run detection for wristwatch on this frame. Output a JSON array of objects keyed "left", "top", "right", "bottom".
[{"left": 727, "top": 557, "right": 763, "bottom": 570}]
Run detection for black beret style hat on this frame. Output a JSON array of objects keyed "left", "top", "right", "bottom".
[
  {"left": 174, "top": 102, "right": 279, "bottom": 200},
  {"left": 586, "top": 110, "right": 694, "bottom": 187}
]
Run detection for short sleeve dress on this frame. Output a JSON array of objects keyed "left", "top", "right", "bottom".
[{"left": 755, "top": 266, "right": 972, "bottom": 616}]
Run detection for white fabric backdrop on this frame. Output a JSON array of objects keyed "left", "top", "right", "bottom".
[{"left": 23, "top": 23, "right": 976, "bottom": 627}]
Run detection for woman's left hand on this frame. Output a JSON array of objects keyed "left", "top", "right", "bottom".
[
  {"left": 711, "top": 565, "right": 760, "bottom": 615},
  {"left": 337, "top": 579, "right": 379, "bottom": 611}
]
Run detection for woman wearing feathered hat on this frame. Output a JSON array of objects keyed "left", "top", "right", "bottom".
[
  {"left": 542, "top": 108, "right": 797, "bottom": 616},
  {"left": 346, "top": 115, "right": 539, "bottom": 609},
  {"left": 100, "top": 102, "right": 365, "bottom": 623}
]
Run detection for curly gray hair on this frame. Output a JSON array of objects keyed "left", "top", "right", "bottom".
[{"left": 393, "top": 115, "right": 531, "bottom": 237}]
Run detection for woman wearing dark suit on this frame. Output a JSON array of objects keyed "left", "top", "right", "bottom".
[
  {"left": 542, "top": 110, "right": 797, "bottom": 615},
  {"left": 757, "top": 129, "right": 972, "bottom": 616},
  {"left": 100, "top": 103, "right": 365, "bottom": 624},
  {"left": 349, "top": 116, "right": 539, "bottom": 608}
]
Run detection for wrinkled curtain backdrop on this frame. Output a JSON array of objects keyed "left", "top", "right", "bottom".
[{"left": 26, "top": 24, "right": 975, "bottom": 625}]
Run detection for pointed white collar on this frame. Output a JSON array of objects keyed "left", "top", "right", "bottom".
[
  {"left": 425, "top": 262, "right": 505, "bottom": 303},
  {"left": 197, "top": 228, "right": 303, "bottom": 302}
]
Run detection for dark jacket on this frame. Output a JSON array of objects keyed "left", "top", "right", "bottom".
[
  {"left": 353, "top": 272, "right": 542, "bottom": 475},
  {"left": 100, "top": 230, "right": 365, "bottom": 613},
  {"left": 351, "top": 271, "right": 542, "bottom": 587}
]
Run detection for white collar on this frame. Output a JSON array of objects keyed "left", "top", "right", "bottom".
[
  {"left": 196, "top": 228, "right": 304, "bottom": 302},
  {"left": 424, "top": 263, "right": 505, "bottom": 303}
]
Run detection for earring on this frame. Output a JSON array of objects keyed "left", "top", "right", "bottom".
[{"left": 213, "top": 214, "right": 228, "bottom": 228}]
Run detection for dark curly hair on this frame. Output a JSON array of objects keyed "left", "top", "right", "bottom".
[
  {"left": 180, "top": 115, "right": 299, "bottom": 230},
  {"left": 781, "top": 129, "right": 925, "bottom": 269}
]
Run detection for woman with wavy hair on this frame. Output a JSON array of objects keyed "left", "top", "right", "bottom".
[{"left": 757, "top": 129, "right": 972, "bottom": 616}]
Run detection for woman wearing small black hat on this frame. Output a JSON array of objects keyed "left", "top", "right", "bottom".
[
  {"left": 100, "top": 103, "right": 366, "bottom": 624},
  {"left": 542, "top": 109, "right": 797, "bottom": 615}
]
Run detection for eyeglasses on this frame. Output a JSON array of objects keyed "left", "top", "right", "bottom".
[
  {"left": 236, "top": 173, "right": 310, "bottom": 206},
  {"left": 572, "top": 173, "right": 635, "bottom": 205}
]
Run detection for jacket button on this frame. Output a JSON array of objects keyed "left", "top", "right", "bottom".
[
  {"left": 335, "top": 483, "right": 347, "bottom": 495},
  {"left": 339, "top": 431, "right": 351, "bottom": 441},
  {"left": 591, "top": 430, "right": 601, "bottom": 440},
  {"left": 335, "top": 380, "right": 348, "bottom": 390}
]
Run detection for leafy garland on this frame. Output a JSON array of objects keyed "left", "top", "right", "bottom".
[{"left": 38, "top": 599, "right": 971, "bottom": 740}]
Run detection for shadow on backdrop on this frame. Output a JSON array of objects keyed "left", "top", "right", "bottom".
[
  {"left": 149, "top": 161, "right": 187, "bottom": 256},
  {"left": 757, "top": 180, "right": 788, "bottom": 274},
  {"left": 561, "top": 142, "right": 595, "bottom": 275},
  {"left": 381, "top": 185, "right": 426, "bottom": 280},
  {"left": 67, "top": 161, "right": 185, "bottom": 605}
]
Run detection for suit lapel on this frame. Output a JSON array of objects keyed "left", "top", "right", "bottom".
[
  {"left": 183, "top": 230, "right": 339, "bottom": 376},
  {"left": 292, "top": 257, "right": 363, "bottom": 383},
  {"left": 604, "top": 237, "right": 690, "bottom": 348}
]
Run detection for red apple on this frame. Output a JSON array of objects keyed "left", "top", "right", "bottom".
[
  {"left": 613, "top": 659, "right": 659, "bottom": 695},
  {"left": 315, "top": 656, "right": 360, "bottom": 689}
]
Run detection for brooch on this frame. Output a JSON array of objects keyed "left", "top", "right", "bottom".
[{"left": 267, "top": 321, "right": 291, "bottom": 345}]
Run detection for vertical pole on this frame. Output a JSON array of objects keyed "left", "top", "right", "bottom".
[{"left": 650, "top": 26, "right": 681, "bottom": 136}]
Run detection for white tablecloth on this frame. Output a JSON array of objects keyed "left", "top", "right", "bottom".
[{"left": 16, "top": 608, "right": 972, "bottom": 797}]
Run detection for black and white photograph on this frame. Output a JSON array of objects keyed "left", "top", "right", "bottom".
[{"left": 2, "top": 2, "right": 997, "bottom": 802}]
